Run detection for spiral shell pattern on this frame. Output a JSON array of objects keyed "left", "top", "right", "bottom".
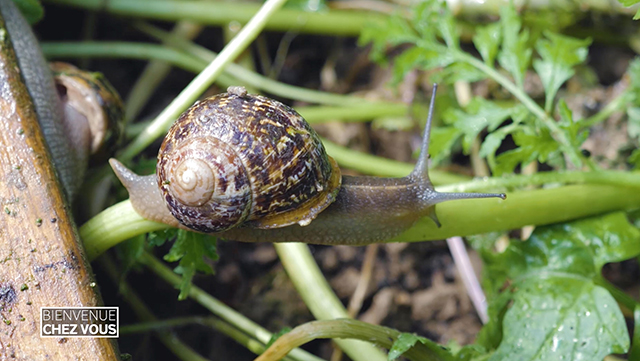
[{"left": 157, "top": 86, "right": 341, "bottom": 233}]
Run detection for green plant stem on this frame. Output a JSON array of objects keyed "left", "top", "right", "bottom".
[
  {"left": 117, "top": 0, "right": 288, "bottom": 162},
  {"left": 274, "top": 244, "right": 387, "bottom": 361},
  {"left": 448, "top": 0, "right": 637, "bottom": 17},
  {"left": 594, "top": 276, "right": 639, "bottom": 313},
  {"left": 43, "top": 0, "right": 384, "bottom": 36},
  {"left": 80, "top": 171, "right": 640, "bottom": 260},
  {"left": 437, "top": 170, "right": 640, "bottom": 192},
  {"left": 83, "top": 201, "right": 167, "bottom": 260},
  {"left": 42, "top": 39, "right": 402, "bottom": 108},
  {"left": 136, "top": 21, "right": 393, "bottom": 107},
  {"left": 255, "top": 319, "right": 449, "bottom": 361},
  {"left": 125, "top": 22, "right": 204, "bottom": 122},
  {"left": 120, "top": 316, "right": 293, "bottom": 360},
  {"left": 99, "top": 256, "right": 211, "bottom": 361},
  {"left": 582, "top": 90, "right": 631, "bottom": 127},
  {"left": 42, "top": 41, "right": 206, "bottom": 72},
  {"left": 139, "top": 253, "right": 327, "bottom": 361},
  {"left": 321, "top": 138, "right": 470, "bottom": 183}
]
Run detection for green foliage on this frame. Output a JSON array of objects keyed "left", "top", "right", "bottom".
[
  {"left": 359, "top": 0, "right": 607, "bottom": 173},
  {"left": 476, "top": 212, "right": 640, "bottom": 360},
  {"left": 533, "top": 32, "right": 591, "bottom": 112},
  {"left": 387, "top": 333, "right": 453, "bottom": 361},
  {"left": 147, "top": 229, "right": 219, "bottom": 300},
  {"left": 496, "top": 5, "right": 531, "bottom": 89},
  {"left": 629, "top": 306, "right": 640, "bottom": 360},
  {"left": 265, "top": 327, "right": 292, "bottom": 348},
  {"left": 12, "top": 0, "right": 44, "bottom": 24},
  {"left": 616, "top": 0, "right": 640, "bottom": 19}
]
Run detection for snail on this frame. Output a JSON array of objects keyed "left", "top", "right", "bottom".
[
  {"left": 110, "top": 86, "right": 506, "bottom": 245},
  {"left": 0, "top": 0, "right": 124, "bottom": 201}
]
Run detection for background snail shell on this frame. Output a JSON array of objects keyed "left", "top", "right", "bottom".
[
  {"left": 51, "top": 62, "right": 124, "bottom": 163},
  {"left": 156, "top": 86, "right": 341, "bottom": 233}
]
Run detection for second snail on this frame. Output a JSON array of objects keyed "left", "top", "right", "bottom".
[{"left": 111, "top": 85, "right": 506, "bottom": 245}]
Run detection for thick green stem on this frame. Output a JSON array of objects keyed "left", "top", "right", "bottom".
[
  {"left": 43, "top": 0, "right": 384, "bottom": 36},
  {"left": 80, "top": 171, "right": 640, "bottom": 260},
  {"left": 255, "top": 319, "right": 450, "bottom": 361},
  {"left": 42, "top": 40, "right": 391, "bottom": 108}
]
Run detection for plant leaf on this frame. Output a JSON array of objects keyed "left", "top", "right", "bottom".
[
  {"left": 629, "top": 148, "right": 640, "bottom": 169},
  {"left": 629, "top": 305, "right": 640, "bottom": 360},
  {"left": 532, "top": 31, "right": 591, "bottom": 112},
  {"left": 265, "top": 327, "right": 292, "bottom": 348},
  {"left": 494, "top": 129, "right": 560, "bottom": 175},
  {"left": 627, "top": 107, "right": 640, "bottom": 139},
  {"left": 473, "top": 23, "right": 502, "bottom": 66},
  {"left": 489, "top": 278, "right": 627, "bottom": 361},
  {"left": 497, "top": 5, "right": 531, "bottom": 88},
  {"left": 446, "top": 97, "right": 512, "bottom": 153},
  {"left": 163, "top": 230, "right": 219, "bottom": 300},
  {"left": 388, "top": 333, "right": 453, "bottom": 361},
  {"left": 480, "top": 212, "right": 639, "bottom": 361},
  {"left": 428, "top": 126, "right": 462, "bottom": 166},
  {"left": 359, "top": 15, "right": 417, "bottom": 64},
  {"left": 557, "top": 100, "right": 588, "bottom": 167}
]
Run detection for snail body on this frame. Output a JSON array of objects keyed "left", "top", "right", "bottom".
[{"left": 111, "top": 86, "right": 506, "bottom": 245}]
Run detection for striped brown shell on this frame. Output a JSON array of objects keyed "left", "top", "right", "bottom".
[
  {"left": 156, "top": 86, "right": 342, "bottom": 233},
  {"left": 50, "top": 62, "right": 124, "bottom": 161}
]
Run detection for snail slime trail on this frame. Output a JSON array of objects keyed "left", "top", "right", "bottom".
[{"left": 111, "top": 85, "right": 506, "bottom": 245}]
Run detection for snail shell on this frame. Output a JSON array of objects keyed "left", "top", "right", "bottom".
[
  {"left": 157, "top": 86, "right": 342, "bottom": 233},
  {"left": 51, "top": 62, "right": 124, "bottom": 162}
]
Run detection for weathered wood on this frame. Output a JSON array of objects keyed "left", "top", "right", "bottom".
[{"left": 0, "top": 11, "right": 120, "bottom": 360}]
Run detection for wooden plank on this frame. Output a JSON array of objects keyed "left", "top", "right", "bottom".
[{"left": 0, "top": 9, "right": 121, "bottom": 360}]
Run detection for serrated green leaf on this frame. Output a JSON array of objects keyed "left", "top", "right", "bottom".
[
  {"left": 411, "top": 1, "right": 442, "bottom": 44},
  {"left": 359, "top": 15, "right": 417, "bottom": 64},
  {"left": 479, "top": 124, "right": 522, "bottom": 170},
  {"left": 619, "top": 0, "right": 640, "bottom": 6},
  {"left": 148, "top": 228, "right": 177, "bottom": 247},
  {"left": 447, "top": 97, "right": 512, "bottom": 153},
  {"left": 497, "top": 5, "right": 531, "bottom": 88},
  {"left": 427, "top": 126, "right": 462, "bottom": 166},
  {"left": 265, "top": 327, "right": 292, "bottom": 348},
  {"left": 439, "top": 62, "right": 488, "bottom": 83},
  {"left": 629, "top": 148, "right": 640, "bottom": 169},
  {"left": 532, "top": 32, "right": 591, "bottom": 112},
  {"left": 388, "top": 333, "right": 452, "bottom": 361},
  {"left": 163, "top": 230, "right": 219, "bottom": 300},
  {"left": 494, "top": 129, "right": 560, "bottom": 175},
  {"left": 473, "top": 23, "right": 502, "bottom": 66},
  {"left": 557, "top": 100, "right": 587, "bottom": 167},
  {"left": 391, "top": 46, "right": 453, "bottom": 84},
  {"left": 437, "top": 9, "right": 459, "bottom": 49},
  {"left": 627, "top": 107, "right": 640, "bottom": 139}
]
